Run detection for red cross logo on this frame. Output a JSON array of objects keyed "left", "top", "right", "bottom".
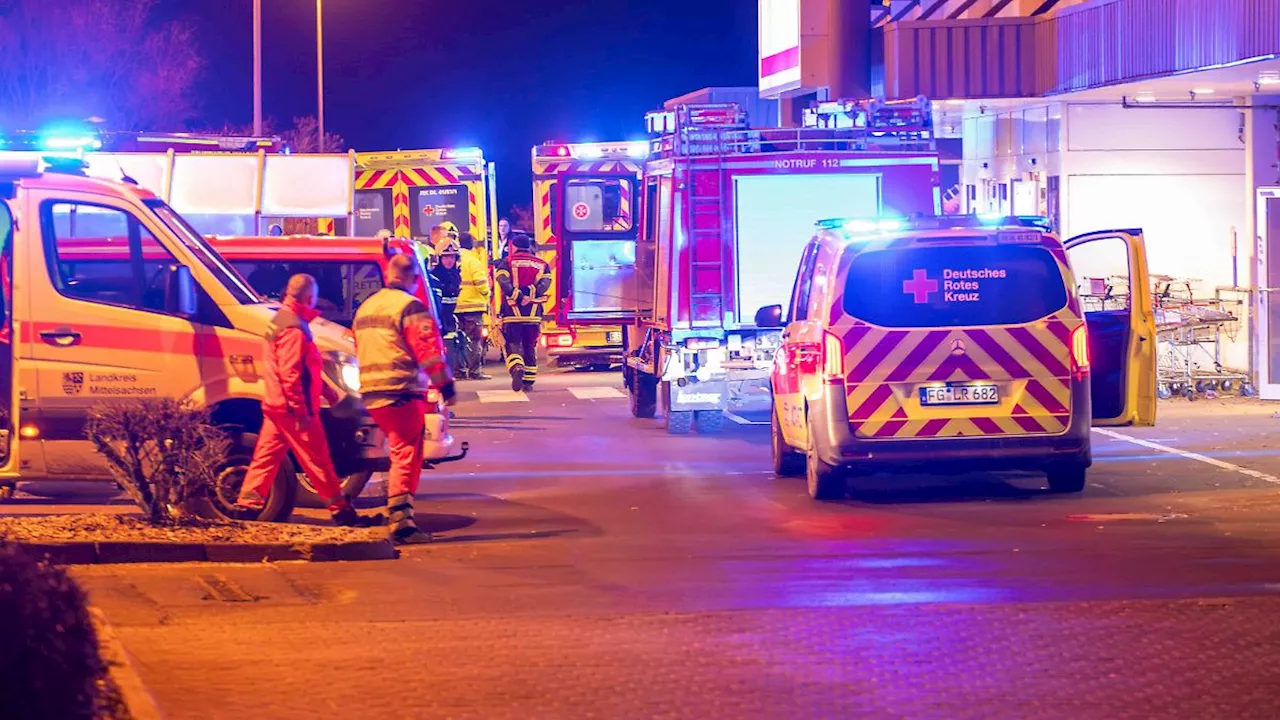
[{"left": 902, "top": 269, "right": 938, "bottom": 304}]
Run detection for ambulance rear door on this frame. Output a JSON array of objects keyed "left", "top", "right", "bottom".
[
  {"left": 558, "top": 173, "right": 641, "bottom": 324},
  {"left": 1064, "top": 228, "right": 1157, "bottom": 427},
  {"left": 0, "top": 191, "right": 16, "bottom": 478}
]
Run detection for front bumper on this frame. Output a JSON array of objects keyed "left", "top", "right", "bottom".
[
  {"left": 320, "top": 405, "right": 390, "bottom": 475},
  {"left": 810, "top": 381, "right": 1093, "bottom": 474},
  {"left": 548, "top": 345, "right": 623, "bottom": 367}
]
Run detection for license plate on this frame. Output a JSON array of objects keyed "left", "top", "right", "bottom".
[
  {"left": 606, "top": 331, "right": 622, "bottom": 344},
  {"left": 919, "top": 384, "right": 999, "bottom": 406}
]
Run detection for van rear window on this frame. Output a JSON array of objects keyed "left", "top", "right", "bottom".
[{"left": 842, "top": 244, "right": 1068, "bottom": 327}]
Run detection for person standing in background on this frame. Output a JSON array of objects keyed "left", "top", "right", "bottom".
[{"left": 455, "top": 231, "right": 492, "bottom": 380}]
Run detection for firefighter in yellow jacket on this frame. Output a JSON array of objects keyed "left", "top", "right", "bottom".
[
  {"left": 353, "top": 253, "right": 456, "bottom": 544},
  {"left": 455, "top": 231, "right": 491, "bottom": 380},
  {"left": 494, "top": 233, "right": 551, "bottom": 392}
]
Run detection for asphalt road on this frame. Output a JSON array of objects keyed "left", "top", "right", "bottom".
[{"left": 33, "top": 370, "right": 1280, "bottom": 718}]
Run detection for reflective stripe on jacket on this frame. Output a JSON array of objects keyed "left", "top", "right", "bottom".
[{"left": 353, "top": 287, "right": 451, "bottom": 408}]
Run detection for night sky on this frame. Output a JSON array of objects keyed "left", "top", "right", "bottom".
[{"left": 154, "top": 0, "right": 759, "bottom": 214}]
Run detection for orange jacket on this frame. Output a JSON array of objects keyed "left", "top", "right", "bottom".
[{"left": 262, "top": 299, "right": 328, "bottom": 417}]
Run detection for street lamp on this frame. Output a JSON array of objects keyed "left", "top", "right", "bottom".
[{"left": 316, "top": 0, "right": 325, "bottom": 152}]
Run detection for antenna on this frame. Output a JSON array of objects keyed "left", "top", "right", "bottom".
[{"left": 112, "top": 156, "right": 138, "bottom": 185}]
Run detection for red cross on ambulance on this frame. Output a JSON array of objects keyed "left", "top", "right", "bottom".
[{"left": 902, "top": 269, "right": 938, "bottom": 303}]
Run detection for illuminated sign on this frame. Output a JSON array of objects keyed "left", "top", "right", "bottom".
[{"left": 758, "top": 0, "right": 801, "bottom": 96}]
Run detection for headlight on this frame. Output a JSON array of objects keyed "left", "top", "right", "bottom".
[{"left": 339, "top": 361, "right": 361, "bottom": 393}]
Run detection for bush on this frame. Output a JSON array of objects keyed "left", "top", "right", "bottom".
[
  {"left": 0, "top": 542, "right": 106, "bottom": 719},
  {"left": 86, "top": 398, "right": 230, "bottom": 525}
]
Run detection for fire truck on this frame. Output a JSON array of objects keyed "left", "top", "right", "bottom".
[
  {"left": 621, "top": 97, "right": 941, "bottom": 435},
  {"left": 529, "top": 141, "right": 647, "bottom": 368}
]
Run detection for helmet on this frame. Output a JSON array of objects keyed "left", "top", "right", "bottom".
[
  {"left": 439, "top": 241, "right": 461, "bottom": 257},
  {"left": 375, "top": 228, "right": 393, "bottom": 239},
  {"left": 439, "top": 221, "right": 459, "bottom": 238}
]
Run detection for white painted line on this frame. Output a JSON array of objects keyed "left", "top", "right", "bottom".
[
  {"left": 1092, "top": 428, "right": 1280, "bottom": 485},
  {"left": 725, "top": 412, "right": 769, "bottom": 426},
  {"left": 476, "top": 390, "right": 530, "bottom": 404},
  {"left": 568, "top": 386, "right": 625, "bottom": 400}
]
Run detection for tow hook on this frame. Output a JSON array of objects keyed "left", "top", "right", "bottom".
[{"left": 423, "top": 441, "right": 469, "bottom": 469}]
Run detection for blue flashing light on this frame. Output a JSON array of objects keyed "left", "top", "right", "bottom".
[
  {"left": 626, "top": 141, "right": 649, "bottom": 159},
  {"left": 817, "top": 217, "right": 904, "bottom": 234},
  {"left": 575, "top": 145, "right": 604, "bottom": 160},
  {"left": 442, "top": 146, "right": 483, "bottom": 161}
]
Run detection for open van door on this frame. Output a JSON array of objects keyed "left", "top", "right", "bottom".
[
  {"left": 558, "top": 175, "right": 641, "bottom": 324},
  {"left": 1064, "top": 229, "right": 1157, "bottom": 427},
  {"left": 0, "top": 194, "right": 16, "bottom": 482}
]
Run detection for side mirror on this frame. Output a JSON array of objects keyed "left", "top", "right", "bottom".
[
  {"left": 755, "top": 304, "right": 784, "bottom": 328},
  {"left": 166, "top": 264, "right": 198, "bottom": 317}
]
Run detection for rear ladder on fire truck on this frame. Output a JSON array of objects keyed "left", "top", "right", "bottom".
[{"left": 681, "top": 105, "right": 746, "bottom": 330}]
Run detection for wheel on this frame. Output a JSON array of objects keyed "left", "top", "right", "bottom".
[
  {"left": 1184, "top": 389, "right": 1197, "bottom": 401},
  {"left": 296, "top": 470, "right": 374, "bottom": 509},
  {"left": 629, "top": 374, "right": 657, "bottom": 419},
  {"left": 589, "top": 363, "right": 613, "bottom": 372},
  {"left": 210, "top": 432, "right": 298, "bottom": 522},
  {"left": 666, "top": 410, "right": 694, "bottom": 435},
  {"left": 1194, "top": 380, "right": 1211, "bottom": 393},
  {"left": 694, "top": 410, "right": 724, "bottom": 434},
  {"left": 804, "top": 413, "right": 846, "bottom": 501},
  {"left": 1219, "top": 379, "right": 1236, "bottom": 393},
  {"left": 1157, "top": 384, "right": 1172, "bottom": 400},
  {"left": 1241, "top": 383, "right": 1256, "bottom": 397},
  {"left": 771, "top": 410, "right": 804, "bottom": 477},
  {"left": 1046, "top": 465, "right": 1087, "bottom": 494}
]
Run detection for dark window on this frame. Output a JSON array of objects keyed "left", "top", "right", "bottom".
[
  {"left": 45, "top": 202, "right": 180, "bottom": 314},
  {"left": 842, "top": 244, "right": 1069, "bottom": 327},
  {"left": 789, "top": 243, "right": 819, "bottom": 322},
  {"left": 230, "top": 260, "right": 384, "bottom": 327},
  {"left": 564, "top": 177, "right": 636, "bottom": 234}
]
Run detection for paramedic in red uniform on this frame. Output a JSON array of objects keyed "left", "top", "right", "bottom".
[
  {"left": 353, "top": 253, "right": 457, "bottom": 545},
  {"left": 234, "top": 274, "right": 382, "bottom": 527},
  {"left": 494, "top": 233, "right": 552, "bottom": 392}
]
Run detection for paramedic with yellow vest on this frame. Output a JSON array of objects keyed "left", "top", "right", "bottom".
[
  {"left": 455, "top": 231, "right": 491, "bottom": 380},
  {"left": 353, "top": 253, "right": 456, "bottom": 545}
]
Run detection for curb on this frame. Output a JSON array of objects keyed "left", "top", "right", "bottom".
[
  {"left": 13, "top": 538, "right": 397, "bottom": 565},
  {"left": 90, "top": 608, "right": 166, "bottom": 720}
]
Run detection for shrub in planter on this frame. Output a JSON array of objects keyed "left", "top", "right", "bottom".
[
  {"left": 86, "top": 398, "right": 231, "bottom": 525},
  {"left": 0, "top": 542, "right": 105, "bottom": 719}
]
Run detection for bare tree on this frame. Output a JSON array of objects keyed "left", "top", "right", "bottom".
[
  {"left": 0, "top": 0, "right": 202, "bottom": 130},
  {"left": 280, "top": 116, "right": 347, "bottom": 153}
]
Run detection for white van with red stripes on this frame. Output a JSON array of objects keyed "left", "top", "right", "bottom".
[
  {"left": 762, "top": 214, "right": 1157, "bottom": 501},
  {"left": 0, "top": 158, "right": 389, "bottom": 519}
]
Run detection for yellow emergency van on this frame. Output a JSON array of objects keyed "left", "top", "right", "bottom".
[{"left": 764, "top": 215, "right": 1157, "bottom": 500}]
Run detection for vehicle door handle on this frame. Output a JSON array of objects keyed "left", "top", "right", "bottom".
[{"left": 40, "top": 328, "right": 82, "bottom": 347}]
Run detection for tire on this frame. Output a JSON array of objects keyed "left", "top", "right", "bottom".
[
  {"left": 1046, "top": 465, "right": 1087, "bottom": 494},
  {"left": 771, "top": 410, "right": 804, "bottom": 477},
  {"left": 694, "top": 410, "right": 724, "bottom": 434},
  {"left": 804, "top": 413, "right": 845, "bottom": 501},
  {"left": 210, "top": 432, "right": 298, "bottom": 522},
  {"left": 296, "top": 470, "right": 375, "bottom": 509},
  {"left": 1157, "top": 384, "right": 1172, "bottom": 400},
  {"left": 666, "top": 410, "right": 694, "bottom": 435},
  {"left": 629, "top": 374, "right": 657, "bottom": 419}
]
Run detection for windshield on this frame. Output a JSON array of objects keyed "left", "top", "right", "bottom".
[
  {"left": 144, "top": 200, "right": 259, "bottom": 304},
  {"left": 843, "top": 243, "right": 1069, "bottom": 328}
]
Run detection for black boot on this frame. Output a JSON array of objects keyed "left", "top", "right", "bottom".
[
  {"left": 331, "top": 506, "right": 385, "bottom": 528},
  {"left": 388, "top": 493, "right": 432, "bottom": 544}
]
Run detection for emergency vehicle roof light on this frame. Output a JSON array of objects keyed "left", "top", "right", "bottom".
[
  {"left": 536, "top": 144, "right": 573, "bottom": 158},
  {"left": 818, "top": 214, "right": 1053, "bottom": 235},
  {"left": 0, "top": 158, "right": 41, "bottom": 181},
  {"left": 442, "top": 147, "right": 483, "bottom": 160}
]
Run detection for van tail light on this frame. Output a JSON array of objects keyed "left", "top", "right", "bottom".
[
  {"left": 1070, "top": 325, "right": 1090, "bottom": 377},
  {"left": 542, "top": 330, "right": 575, "bottom": 348},
  {"left": 822, "top": 331, "right": 845, "bottom": 385}
]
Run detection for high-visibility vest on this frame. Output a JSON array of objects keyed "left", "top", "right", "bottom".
[{"left": 353, "top": 288, "right": 428, "bottom": 400}]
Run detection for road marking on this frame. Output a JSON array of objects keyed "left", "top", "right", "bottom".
[
  {"left": 1092, "top": 428, "right": 1280, "bottom": 485},
  {"left": 568, "top": 386, "right": 625, "bottom": 400},
  {"left": 1066, "top": 512, "right": 1188, "bottom": 523},
  {"left": 725, "top": 411, "right": 769, "bottom": 426},
  {"left": 476, "top": 390, "right": 530, "bottom": 404}
]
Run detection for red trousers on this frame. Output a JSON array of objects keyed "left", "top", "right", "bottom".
[
  {"left": 368, "top": 398, "right": 426, "bottom": 499},
  {"left": 239, "top": 411, "right": 344, "bottom": 509}
]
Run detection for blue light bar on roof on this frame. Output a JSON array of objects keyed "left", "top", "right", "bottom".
[{"left": 817, "top": 214, "right": 1053, "bottom": 234}]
